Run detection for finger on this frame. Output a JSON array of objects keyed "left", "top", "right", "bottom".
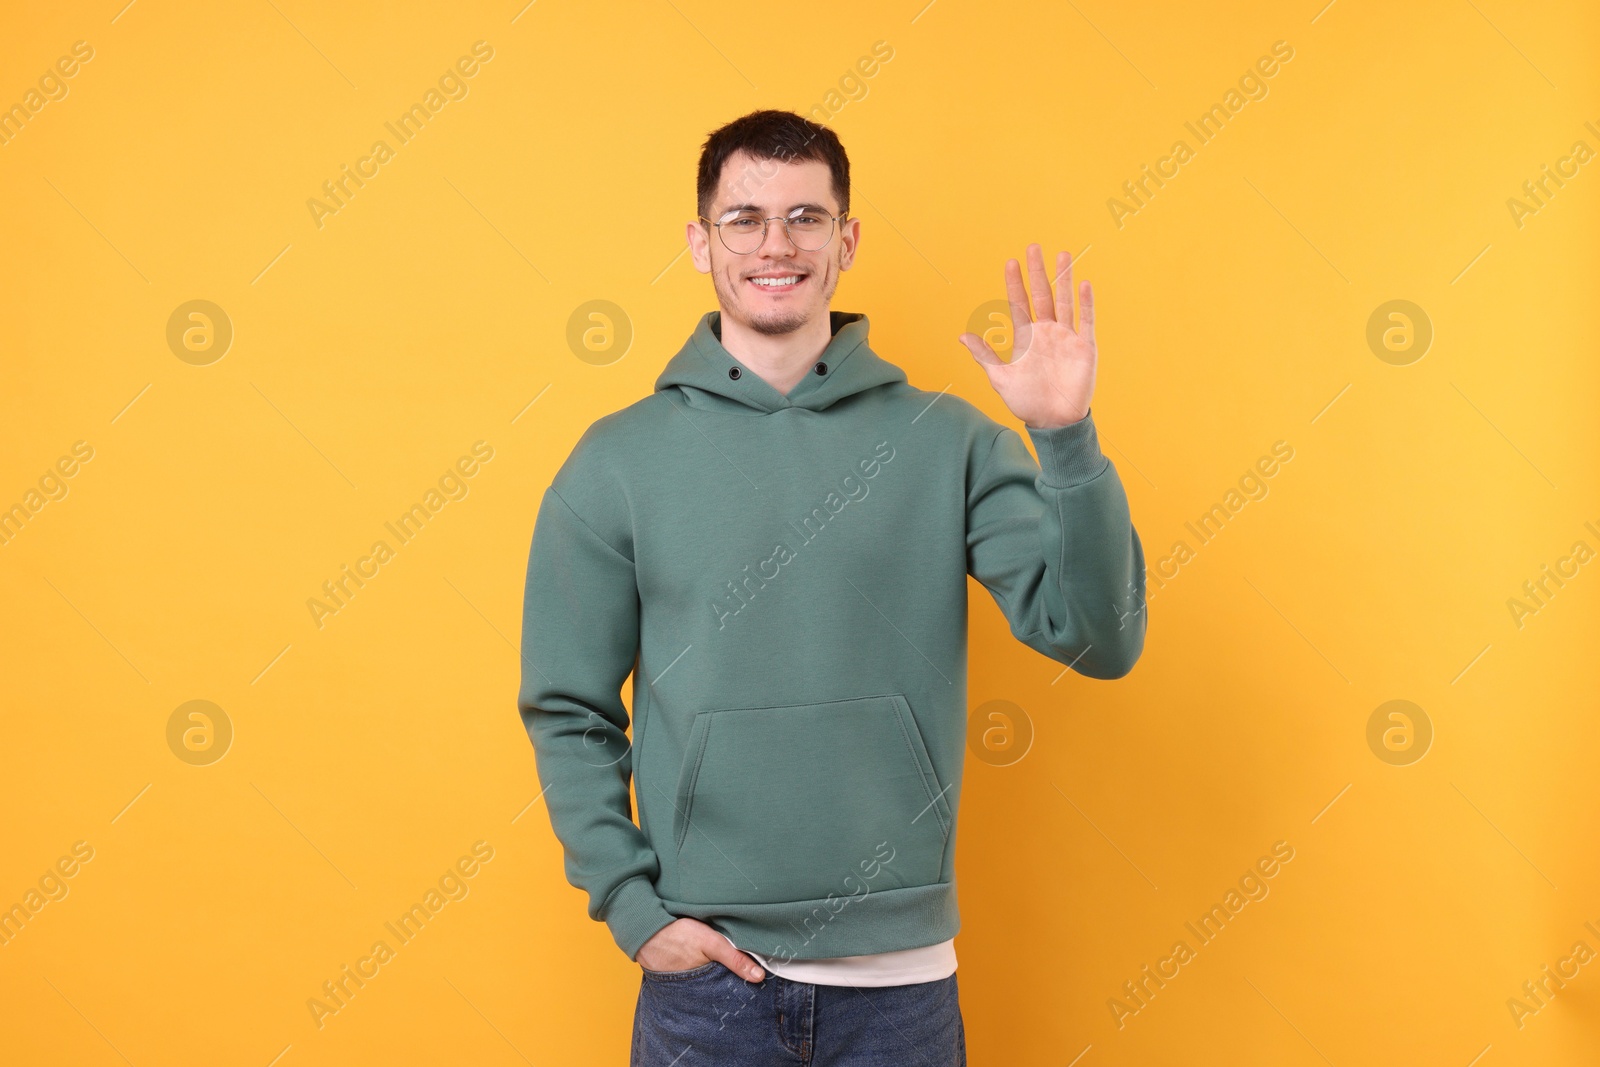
[
  {"left": 1003, "top": 257, "right": 1031, "bottom": 329},
  {"left": 1053, "top": 250, "right": 1074, "bottom": 329},
  {"left": 712, "top": 943, "right": 767, "bottom": 982},
  {"left": 958, "top": 332, "right": 1006, "bottom": 368},
  {"left": 1025, "top": 243, "right": 1055, "bottom": 322},
  {"left": 1079, "top": 280, "right": 1094, "bottom": 346}
]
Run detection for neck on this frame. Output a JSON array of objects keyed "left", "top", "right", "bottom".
[{"left": 718, "top": 309, "right": 834, "bottom": 397}]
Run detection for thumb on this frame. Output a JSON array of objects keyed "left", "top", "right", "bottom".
[
  {"left": 709, "top": 939, "right": 767, "bottom": 982},
  {"left": 958, "top": 332, "right": 1006, "bottom": 368}
]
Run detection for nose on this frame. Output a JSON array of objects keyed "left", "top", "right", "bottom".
[{"left": 757, "top": 217, "right": 797, "bottom": 258}]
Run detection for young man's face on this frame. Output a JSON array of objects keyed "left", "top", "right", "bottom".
[{"left": 688, "top": 149, "right": 860, "bottom": 337}]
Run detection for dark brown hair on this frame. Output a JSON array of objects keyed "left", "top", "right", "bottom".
[{"left": 696, "top": 109, "right": 850, "bottom": 221}]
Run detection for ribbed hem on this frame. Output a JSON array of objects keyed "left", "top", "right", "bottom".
[
  {"left": 1025, "top": 408, "right": 1109, "bottom": 488},
  {"left": 658, "top": 882, "right": 960, "bottom": 962},
  {"left": 603, "top": 875, "right": 678, "bottom": 961}
]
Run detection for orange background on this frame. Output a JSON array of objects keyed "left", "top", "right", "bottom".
[{"left": 2, "top": 1, "right": 1597, "bottom": 1064}]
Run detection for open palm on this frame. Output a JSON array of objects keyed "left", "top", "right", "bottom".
[{"left": 958, "top": 243, "right": 1096, "bottom": 431}]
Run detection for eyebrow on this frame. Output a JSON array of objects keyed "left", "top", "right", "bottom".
[{"left": 717, "top": 201, "right": 835, "bottom": 217}]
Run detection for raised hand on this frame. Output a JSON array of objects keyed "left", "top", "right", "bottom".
[{"left": 958, "top": 243, "right": 1097, "bottom": 431}]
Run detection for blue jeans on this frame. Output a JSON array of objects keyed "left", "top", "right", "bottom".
[{"left": 630, "top": 960, "right": 966, "bottom": 1066}]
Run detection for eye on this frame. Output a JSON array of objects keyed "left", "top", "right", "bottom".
[{"left": 726, "top": 216, "right": 761, "bottom": 229}]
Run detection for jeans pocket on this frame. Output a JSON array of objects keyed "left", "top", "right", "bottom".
[{"left": 640, "top": 960, "right": 722, "bottom": 983}]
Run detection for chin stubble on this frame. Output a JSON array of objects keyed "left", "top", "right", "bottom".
[{"left": 721, "top": 258, "right": 838, "bottom": 337}]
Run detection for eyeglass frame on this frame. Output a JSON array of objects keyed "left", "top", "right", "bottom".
[{"left": 695, "top": 206, "right": 849, "bottom": 254}]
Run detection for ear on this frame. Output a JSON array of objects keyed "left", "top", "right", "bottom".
[
  {"left": 687, "top": 218, "right": 713, "bottom": 274},
  {"left": 837, "top": 216, "right": 861, "bottom": 271}
]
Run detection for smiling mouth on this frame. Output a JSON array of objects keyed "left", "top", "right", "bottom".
[{"left": 746, "top": 272, "right": 807, "bottom": 293}]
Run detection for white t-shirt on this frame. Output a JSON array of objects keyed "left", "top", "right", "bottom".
[{"left": 722, "top": 932, "right": 956, "bottom": 987}]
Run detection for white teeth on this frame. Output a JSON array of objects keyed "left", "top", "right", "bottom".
[{"left": 751, "top": 276, "right": 801, "bottom": 287}]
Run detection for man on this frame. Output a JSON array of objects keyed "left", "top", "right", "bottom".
[{"left": 518, "top": 109, "right": 1147, "bottom": 1065}]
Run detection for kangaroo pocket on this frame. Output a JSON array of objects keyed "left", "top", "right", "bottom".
[{"left": 668, "top": 693, "right": 952, "bottom": 905}]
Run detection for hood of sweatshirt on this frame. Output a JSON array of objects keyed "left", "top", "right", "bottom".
[{"left": 653, "top": 310, "right": 909, "bottom": 415}]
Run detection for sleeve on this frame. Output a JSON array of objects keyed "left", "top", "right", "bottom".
[
  {"left": 965, "top": 406, "right": 1148, "bottom": 679},
  {"left": 517, "top": 483, "right": 677, "bottom": 960}
]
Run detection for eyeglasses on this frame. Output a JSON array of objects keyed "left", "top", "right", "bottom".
[{"left": 698, "top": 208, "right": 845, "bottom": 254}]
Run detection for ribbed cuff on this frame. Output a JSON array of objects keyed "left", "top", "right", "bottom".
[
  {"left": 1025, "top": 407, "right": 1109, "bottom": 488},
  {"left": 603, "top": 875, "right": 677, "bottom": 961}
]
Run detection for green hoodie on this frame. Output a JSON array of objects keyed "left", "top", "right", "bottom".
[{"left": 518, "top": 309, "right": 1147, "bottom": 963}]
